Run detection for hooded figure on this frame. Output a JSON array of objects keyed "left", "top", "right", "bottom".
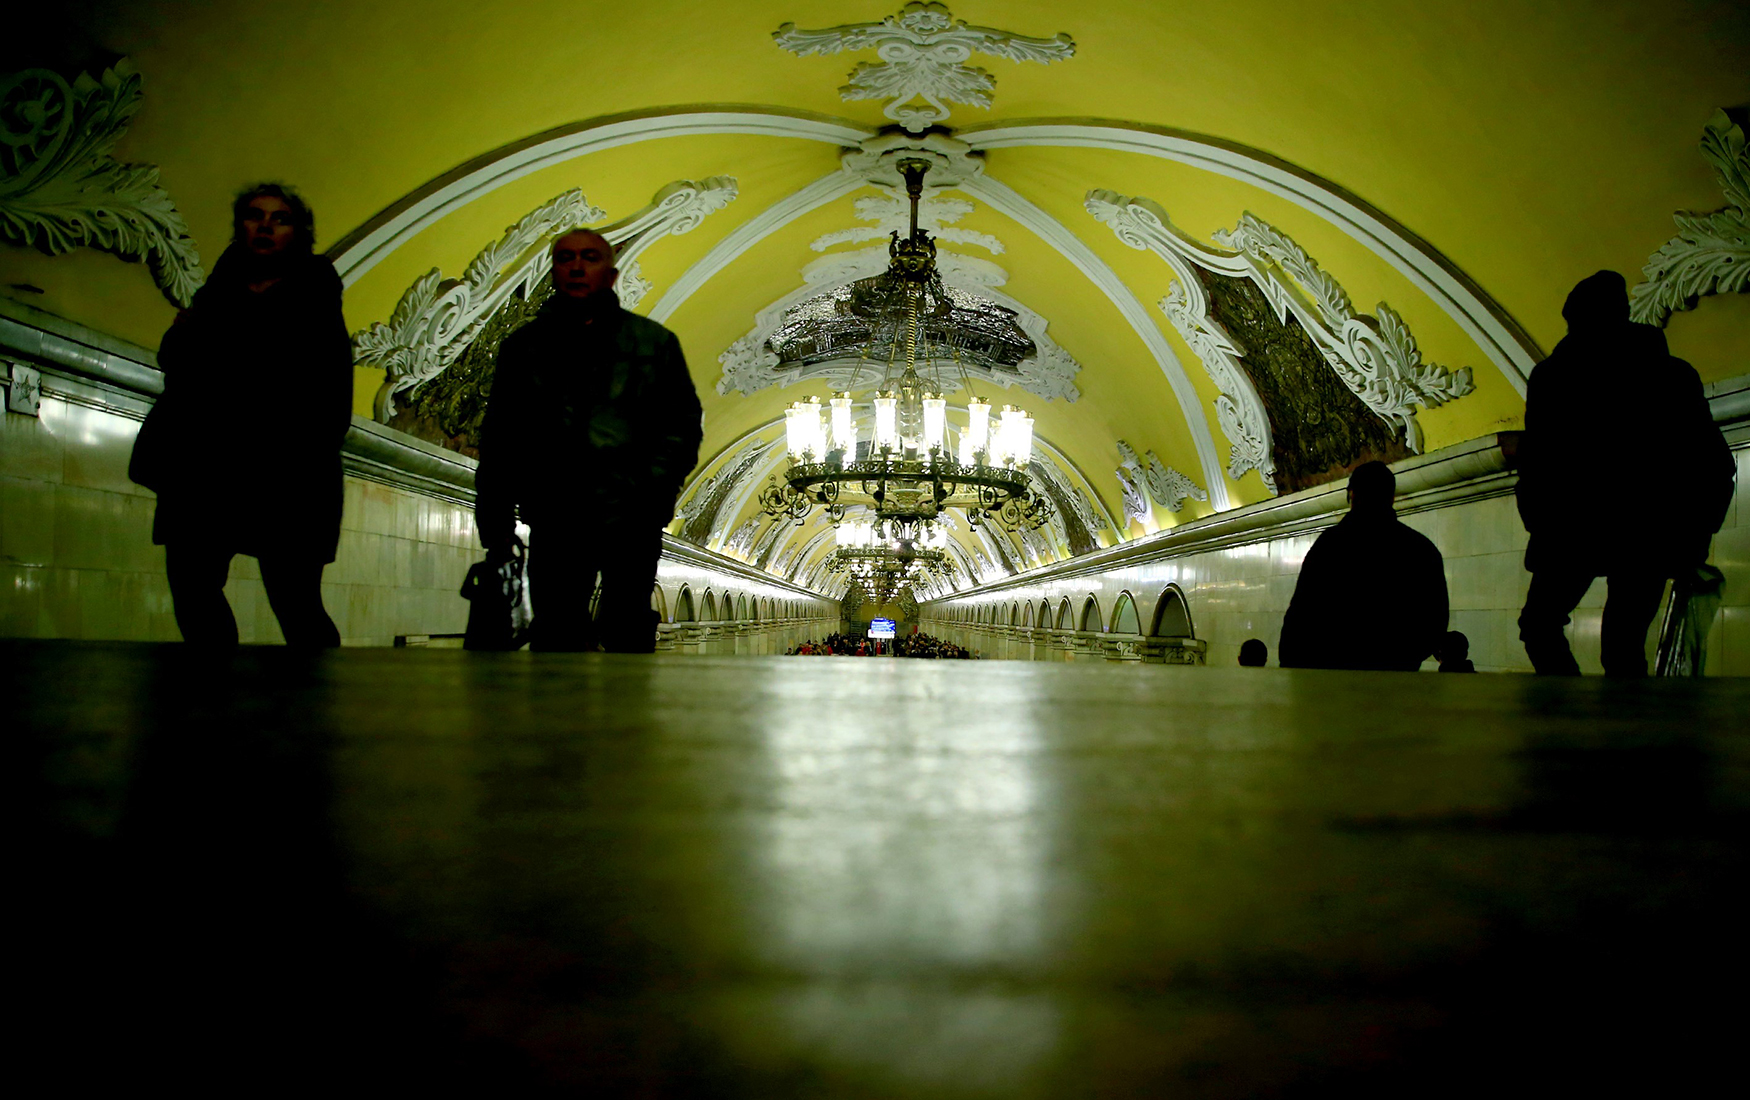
[
  {"left": 1515, "top": 271, "right": 1733, "bottom": 676},
  {"left": 130, "top": 184, "right": 353, "bottom": 647}
]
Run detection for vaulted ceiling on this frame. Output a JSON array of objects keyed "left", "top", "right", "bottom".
[{"left": 6, "top": 0, "right": 1746, "bottom": 593}]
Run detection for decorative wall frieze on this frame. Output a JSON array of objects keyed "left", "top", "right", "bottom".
[
  {"left": 358, "top": 177, "right": 737, "bottom": 419},
  {"left": 723, "top": 517, "right": 762, "bottom": 558},
  {"left": 1631, "top": 109, "right": 1749, "bottom": 327},
  {"left": 1113, "top": 442, "right": 1152, "bottom": 527},
  {"left": 1141, "top": 449, "right": 1208, "bottom": 513},
  {"left": 1087, "top": 191, "right": 1476, "bottom": 481},
  {"left": 1215, "top": 214, "right": 1475, "bottom": 453},
  {"left": 773, "top": 3, "right": 1075, "bottom": 134},
  {"left": 1116, "top": 439, "right": 1208, "bottom": 520},
  {"left": 0, "top": 59, "right": 204, "bottom": 307},
  {"left": 677, "top": 436, "right": 770, "bottom": 546}
]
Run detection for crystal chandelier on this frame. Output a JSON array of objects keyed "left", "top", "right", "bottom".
[{"left": 759, "top": 159, "right": 1054, "bottom": 534}]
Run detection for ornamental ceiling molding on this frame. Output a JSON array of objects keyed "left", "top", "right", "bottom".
[
  {"left": 1631, "top": 109, "right": 1749, "bottom": 327},
  {"left": 773, "top": 2, "right": 1075, "bottom": 134},
  {"left": 1113, "top": 443, "right": 1150, "bottom": 527},
  {"left": 1117, "top": 440, "right": 1208, "bottom": 515},
  {"left": 0, "top": 59, "right": 203, "bottom": 307},
  {"left": 329, "top": 109, "right": 870, "bottom": 286},
  {"left": 326, "top": 108, "right": 1538, "bottom": 401},
  {"left": 961, "top": 120, "right": 1538, "bottom": 390},
  {"left": 959, "top": 174, "right": 1232, "bottom": 511},
  {"left": 716, "top": 229, "right": 1082, "bottom": 403},
  {"left": 713, "top": 130, "right": 1086, "bottom": 401},
  {"left": 356, "top": 176, "right": 737, "bottom": 419},
  {"left": 1087, "top": 191, "right": 1475, "bottom": 463}
]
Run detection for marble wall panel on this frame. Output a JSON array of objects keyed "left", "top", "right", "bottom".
[{"left": 924, "top": 454, "right": 1750, "bottom": 677}]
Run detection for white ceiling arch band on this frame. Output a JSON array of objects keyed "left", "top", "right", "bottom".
[
  {"left": 959, "top": 120, "right": 1539, "bottom": 392},
  {"left": 957, "top": 174, "right": 1233, "bottom": 511},
  {"left": 649, "top": 170, "right": 867, "bottom": 324},
  {"left": 328, "top": 108, "right": 875, "bottom": 287}
]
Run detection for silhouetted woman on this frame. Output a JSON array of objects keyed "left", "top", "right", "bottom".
[{"left": 132, "top": 184, "right": 353, "bottom": 645}]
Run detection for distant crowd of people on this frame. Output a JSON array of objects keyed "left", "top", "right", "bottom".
[
  {"left": 788, "top": 632, "right": 972, "bottom": 658},
  {"left": 892, "top": 633, "right": 971, "bottom": 659}
]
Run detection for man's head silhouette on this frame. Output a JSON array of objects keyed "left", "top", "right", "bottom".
[
  {"left": 1561, "top": 270, "right": 1630, "bottom": 335},
  {"left": 1347, "top": 460, "right": 1396, "bottom": 514}
]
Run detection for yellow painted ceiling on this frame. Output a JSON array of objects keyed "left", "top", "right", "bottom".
[{"left": 6, "top": 0, "right": 1746, "bottom": 573}]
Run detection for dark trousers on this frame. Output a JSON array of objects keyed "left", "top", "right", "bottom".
[
  {"left": 1518, "top": 569, "right": 1666, "bottom": 677},
  {"left": 528, "top": 522, "right": 663, "bottom": 653},
  {"left": 166, "top": 545, "right": 341, "bottom": 648}
]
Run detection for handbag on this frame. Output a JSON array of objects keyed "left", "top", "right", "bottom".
[
  {"left": 461, "top": 537, "right": 533, "bottom": 650},
  {"left": 128, "top": 393, "right": 181, "bottom": 493}
]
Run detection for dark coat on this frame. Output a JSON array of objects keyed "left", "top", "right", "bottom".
[
  {"left": 474, "top": 293, "right": 703, "bottom": 545},
  {"left": 1516, "top": 323, "right": 1733, "bottom": 575},
  {"left": 133, "top": 246, "right": 354, "bottom": 561},
  {"left": 1278, "top": 509, "right": 1450, "bottom": 672}
]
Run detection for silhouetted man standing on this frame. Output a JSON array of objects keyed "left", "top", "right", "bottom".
[
  {"left": 1279, "top": 462, "right": 1449, "bottom": 671},
  {"left": 474, "top": 229, "right": 703, "bottom": 651},
  {"left": 1515, "top": 271, "right": 1733, "bottom": 677}
]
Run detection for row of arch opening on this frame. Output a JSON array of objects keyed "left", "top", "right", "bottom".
[
  {"left": 652, "top": 587, "right": 828, "bottom": 625},
  {"left": 933, "top": 587, "right": 1194, "bottom": 638}
]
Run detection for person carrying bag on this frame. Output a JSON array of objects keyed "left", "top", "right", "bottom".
[{"left": 461, "top": 537, "right": 533, "bottom": 650}]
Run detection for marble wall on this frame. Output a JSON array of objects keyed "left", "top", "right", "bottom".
[
  {"left": 1, "top": 391, "right": 479, "bottom": 645},
  {"left": 1, "top": 392, "right": 841, "bottom": 648},
  {"left": 922, "top": 442, "right": 1750, "bottom": 677}
]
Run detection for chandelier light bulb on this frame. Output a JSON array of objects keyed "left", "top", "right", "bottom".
[
  {"left": 830, "top": 393, "right": 854, "bottom": 455},
  {"left": 997, "top": 405, "right": 1033, "bottom": 467},
  {"left": 784, "top": 401, "right": 808, "bottom": 460},
  {"left": 873, "top": 392, "right": 898, "bottom": 452},
  {"left": 922, "top": 393, "right": 946, "bottom": 452},
  {"left": 957, "top": 432, "right": 976, "bottom": 468},
  {"left": 966, "top": 398, "right": 991, "bottom": 459},
  {"left": 1012, "top": 410, "right": 1034, "bottom": 467}
]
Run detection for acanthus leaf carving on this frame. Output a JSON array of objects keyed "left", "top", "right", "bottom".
[
  {"left": 1088, "top": 191, "right": 1278, "bottom": 492},
  {"left": 773, "top": 3, "right": 1075, "bottom": 134},
  {"left": 1631, "top": 109, "right": 1749, "bottom": 327},
  {"left": 1142, "top": 451, "right": 1208, "bottom": 514},
  {"left": 0, "top": 59, "right": 204, "bottom": 307},
  {"left": 720, "top": 159, "right": 1080, "bottom": 403},
  {"left": 1089, "top": 189, "right": 1474, "bottom": 479},
  {"left": 1213, "top": 213, "right": 1473, "bottom": 454},
  {"left": 358, "top": 177, "right": 735, "bottom": 419}
]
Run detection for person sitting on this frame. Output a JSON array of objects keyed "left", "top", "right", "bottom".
[
  {"left": 1238, "top": 638, "right": 1268, "bottom": 667},
  {"left": 1279, "top": 462, "right": 1450, "bottom": 672},
  {"left": 1437, "top": 630, "right": 1477, "bottom": 673}
]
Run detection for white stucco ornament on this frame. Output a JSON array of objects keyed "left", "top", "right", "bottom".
[
  {"left": 1113, "top": 442, "right": 1152, "bottom": 527},
  {"left": 359, "top": 177, "right": 736, "bottom": 419},
  {"left": 718, "top": 159, "right": 1081, "bottom": 403},
  {"left": 1088, "top": 192, "right": 1475, "bottom": 487},
  {"left": 774, "top": 3, "right": 1075, "bottom": 133},
  {"left": 1143, "top": 450, "right": 1208, "bottom": 514},
  {"left": 0, "top": 59, "right": 203, "bottom": 307},
  {"left": 1631, "top": 109, "right": 1749, "bottom": 327}
]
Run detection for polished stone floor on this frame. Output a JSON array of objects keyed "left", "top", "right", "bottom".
[{"left": 15, "top": 641, "right": 1749, "bottom": 1095}]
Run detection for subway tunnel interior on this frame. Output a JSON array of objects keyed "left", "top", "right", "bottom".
[{"left": 6, "top": 1, "right": 1750, "bottom": 1093}]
